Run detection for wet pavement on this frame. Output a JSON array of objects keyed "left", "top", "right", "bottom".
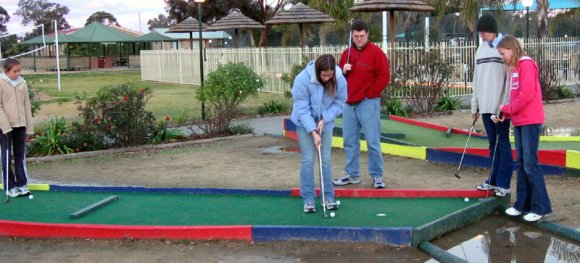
[{"left": 428, "top": 215, "right": 579, "bottom": 263}]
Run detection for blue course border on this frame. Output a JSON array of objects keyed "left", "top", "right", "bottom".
[{"left": 253, "top": 225, "right": 413, "bottom": 245}]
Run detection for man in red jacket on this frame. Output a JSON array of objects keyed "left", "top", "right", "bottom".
[{"left": 333, "top": 20, "right": 391, "bottom": 189}]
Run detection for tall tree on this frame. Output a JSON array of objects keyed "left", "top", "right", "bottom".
[
  {"left": 256, "top": 0, "right": 283, "bottom": 47},
  {"left": 14, "top": 0, "right": 70, "bottom": 35},
  {"left": 147, "top": 14, "right": 175, "bottom": 31},
  {"left": 536, "top": 0, "right": 549, "bottom": 37},
  {"left": 0, "top": 5, "right": 10, "bottom": 33},
  {"left": 85, "top": 11, "right": 120, "bottom": 27}
]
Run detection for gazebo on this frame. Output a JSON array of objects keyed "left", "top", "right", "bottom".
[
  {"left": 350, "top": 0, "right": 435, "bottom": 48},
  {"left": 167, "top": 17, "right": 210, "bottom": 50},
  {"left": 266, "top": 3, "right": 336, "bottom": 48},
  {"left": 132, "top": 31, "right": 176, "bottom": 50},
  {"left": 207, "top": 10, "right": 264, "bottom": 48}
]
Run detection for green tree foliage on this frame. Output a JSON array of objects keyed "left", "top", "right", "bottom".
[
  {"left": 85, "top": 11, "right": 120, "bottom": 27},
  {"left": 0, "top": 6, "right": 10, "bottom": 33},
  {"left": 147, "top": 14, "right": 175, "bottom": 31},
  {"left": 195, "top": 63, "right": 263, "bottom": 135},
  {"left": 14, "top": 0, "right": 70, "bottom": 36}
]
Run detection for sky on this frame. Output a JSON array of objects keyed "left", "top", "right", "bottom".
[{"left": 3, "top": 0, "right": 169, "bottom": 35}]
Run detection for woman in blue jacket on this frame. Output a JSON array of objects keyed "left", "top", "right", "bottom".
[{"left": 291, "top": 54, "right": 347, "bottom": 213}]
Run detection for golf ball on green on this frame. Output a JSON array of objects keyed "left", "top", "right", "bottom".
[
  {"left": 29, "top": 195, "right": 34, "bottom": 199},
  {"left": 464, "top": 197, "right": 469, "bottom": 202},
  {"left": 330, "top": 212, "right": 335, "bottom": 217},
  {"left": 336, "top": 200, "right": 341, "bottom": 205}
]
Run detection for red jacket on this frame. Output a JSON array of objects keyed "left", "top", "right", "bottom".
[
  {"left": 501, "top": 57, "right": 544, "bottom": 127},
  {"left": 339, "top": 42, "right": 390, "bottom": 104}
]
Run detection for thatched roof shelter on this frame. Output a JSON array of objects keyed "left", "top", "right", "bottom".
[
  {"left": 167, "top": 17, "right": 211, "bottom": 49},
  {"left": 350, "top": 0, "right": 435, "bottom": 48},
  {"left": 266, "top": 3, "right": 336, "bottom": 48},
  {"left": 208, "top": 11, "right": 264, "bottom": 47}
]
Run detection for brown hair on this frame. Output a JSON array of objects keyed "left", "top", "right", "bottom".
[
  {"left": 314, "top": 54, "right": 337, "bottom": 96},
  {"left": 497, "top": 35, "right": 524, "bottom": 69},
  {"left": 2, "top": 58, "right": 21, "bottom": 72}
]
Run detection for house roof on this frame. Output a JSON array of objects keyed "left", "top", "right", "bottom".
[
  {"left": 69, "top": 22, "right": 136, "bottom": 43},
  {"left": 132, "top": 31, "right": 176, "bottom": 42}
]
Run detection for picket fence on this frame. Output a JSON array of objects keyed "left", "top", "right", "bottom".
[{"left": 140, "top": 37, "right": 579, "bottom": 96}]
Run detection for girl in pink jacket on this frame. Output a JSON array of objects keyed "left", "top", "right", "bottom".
[{"left": 496, "top": 35, "right": 551, "bottom": 222}]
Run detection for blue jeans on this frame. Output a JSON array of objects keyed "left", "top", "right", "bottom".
[
  {"left": 343, "top": 98, "right": 383, "bottom": 178},
  {"left": 297, "top": 127, "right": 334, "bottom": 203},
  {"left": 481, "top": 114, "right": 513, "bottom": 189},
  {"left": 513, "top": 124, "right": 552, "bottom": 215}
]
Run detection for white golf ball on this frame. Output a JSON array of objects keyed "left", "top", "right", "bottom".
[
  {"left": 464, "top": 197, "right": 469, "bottom": 202},
  {"left": 330, "top": 212, "right": 335, "bottom": 217},
  {"left": 29, "top": 195, "right": 34, "bottom": 199},
  {"left": 336, "top": 200, "right": 341, "bottom": 205}
]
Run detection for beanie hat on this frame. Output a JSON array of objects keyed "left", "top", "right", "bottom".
[{"left": 476, "top": 14, "right": 498, "bottom": 33}]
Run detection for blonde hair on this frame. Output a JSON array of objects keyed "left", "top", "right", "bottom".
[{"left": 497, "top": 35, "right": 524, "bottom": 69}]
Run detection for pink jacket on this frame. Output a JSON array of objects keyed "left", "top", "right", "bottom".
[{"left": 501, "top": 57, "right": 544, "bottom": 127}]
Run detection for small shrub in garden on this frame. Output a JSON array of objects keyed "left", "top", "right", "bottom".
[
  {"left": 149, "top": 118, "right": 187, "bottom": 144},
  {"left": 72, "top": 84, "right": 157, "bottom": 148},
  {"left": 27, "top": 83, "right": 42, "bottom": 117},
  {"left": 195, "top": 63, "right": 263, "bottom": 135},
  {"left": 228, "top": 123, "right": 253, "bottom": 135},
  {"left": 281, "top": 56, "right": 309, "bottom": 98},
  {"left": 29, "top": 117, "right": 73, "bottom": 156},
  {"left": 435, "top": 92, "right": 462, "bottom": 112},
  {"left": 257, "top": 100, "right": 289, "bottom": 115},
  {"left": 556, "top": 86, "right": 574, "bottom": 99},
  {"left": 381, "top": 99, "right": 409, "bottom": 117}
]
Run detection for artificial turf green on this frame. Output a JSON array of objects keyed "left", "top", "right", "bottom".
[
  {"left": 335, "top": 118, "right": 580, "bottom": 151},
  {"left": 1, "top": 191, "right": 475, "bottom": 228}
]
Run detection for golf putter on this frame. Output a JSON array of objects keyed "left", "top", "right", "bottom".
[
  {"left": 347, "top": 19, "right": 353, "bottom": 64},
  {"left": 454, "top": 117, "right": 478, "bottom": 179},
  {"left": 317, "top": 144, "right": 328, "bottom": 218}
]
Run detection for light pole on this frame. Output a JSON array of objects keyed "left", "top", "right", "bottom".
[
  {"left": 194, "top": 0, "right": 206, "bottom": 120},
  {"left": 522, "top": 0, "right": 533, "bottom": 43}
]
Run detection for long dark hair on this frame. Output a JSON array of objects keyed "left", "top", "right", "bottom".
[{"left": 315, "top": 54, "right": 337, "bottom": 96}]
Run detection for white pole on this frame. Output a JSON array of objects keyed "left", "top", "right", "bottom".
[
  {"left": 382, "top": 11, "right": 388, "bottom": 51},
  {"left": 425, "top": 16, "right": 430, "bottom": 51},
  {"left": 54, "top": 20, "right": 61, "bottom": 91}
]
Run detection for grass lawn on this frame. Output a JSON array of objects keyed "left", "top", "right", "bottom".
[{"left": 24, "top": 70, "right": 291, "bottom": 131}]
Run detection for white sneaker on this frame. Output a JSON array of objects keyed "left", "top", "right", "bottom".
[
  {"left": 372, "top": 177, "right": 386, "bottom": 189},
  {"left": 505, "top": 207, "right": 522, "bottom": 216},
  {"left": 18, "top": 186, "right": 30, "bottom": 196},
  {"left": 8, "top": 188, "right": 20, "bottom": 198},
  {"left": 476, "top": 183, "right": 495, "bottom": 191},
  {"left": 493, "top": 187, "right": 511, "bottom": 197},
  {"left": 523, "top": 213, "right": 543, "bottom": 222}
]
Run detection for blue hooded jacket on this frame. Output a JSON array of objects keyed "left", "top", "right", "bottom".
[{"left": 290, "top": 60, "right": 347, "bottom": 133}]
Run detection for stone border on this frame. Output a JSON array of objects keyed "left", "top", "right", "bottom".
[{"left": 27, "top": 134, "right": 256, "bottom": 163}]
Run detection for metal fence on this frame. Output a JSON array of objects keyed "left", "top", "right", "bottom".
[{"left": 140, "top": 37, "right": 579, "bottom": 96}]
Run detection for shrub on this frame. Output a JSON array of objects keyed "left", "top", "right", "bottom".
[
  {"left": 29, "top": 117, "right": 73, "bottom": 156},
  {"left": 381, "top": 99, "right": 409, "bottom": 117},
  {"left": 195, "top": 63, "right": 263, "bottom": 135},
  {"left": 27, "top": 83, "right": 42, "bottom": 117},
  {"left": 257, "top": 100, "right": 290, "bottom": 115},
  {"left": 149, "top": 120, "right": 187, "bottom": 144},
  {"left": 392, "top": 49, "right": 453, "bottom": 114},
  {"left": 72, "top": 84, "right": 157, "bottom": 148},
  {"left": 556, "top": 86, "right": 574, "bottom": 99},
  {"left": 281, "top": 56, "right": 310, "bottom": 98},
  {"left": 530, "top": 47, "right": 561, "bottom": 100},
  {"left": 435, "top": 92, "right": 462, "bottom": 112},
  {"left": 228, "top": 123, "right": 253, "bottom": 135}
]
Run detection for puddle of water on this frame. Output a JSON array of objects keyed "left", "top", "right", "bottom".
[
  {"left": 428, "top": 215, "right": 580, "bottom": 263},
  {"left": 260, "top": 146, "right": 300, "bottom": 154}
]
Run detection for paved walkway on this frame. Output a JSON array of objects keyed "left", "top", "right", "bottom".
[{"left": 234, "top": 115, "right": 289, "bottom": 137}]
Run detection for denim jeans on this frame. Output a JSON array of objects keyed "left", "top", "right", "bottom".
[
  {"left": 342, "top": 98, "right": 383, "bottom": 178},
  {"left": 1, "top": 127, "right": 29, "bottom": 191},
  {"left": 481, "top": 114, "right": 513, "bottom": 189},
  {"left": 297, "top": 127, "right": 334, "bottom": 203},
  {"left": 513, "top": 124, "right": 552, "bottom": 215}
]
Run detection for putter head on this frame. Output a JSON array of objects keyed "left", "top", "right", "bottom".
[{"left": 454, "top": 173, "right": 461, "bottom": 179}]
